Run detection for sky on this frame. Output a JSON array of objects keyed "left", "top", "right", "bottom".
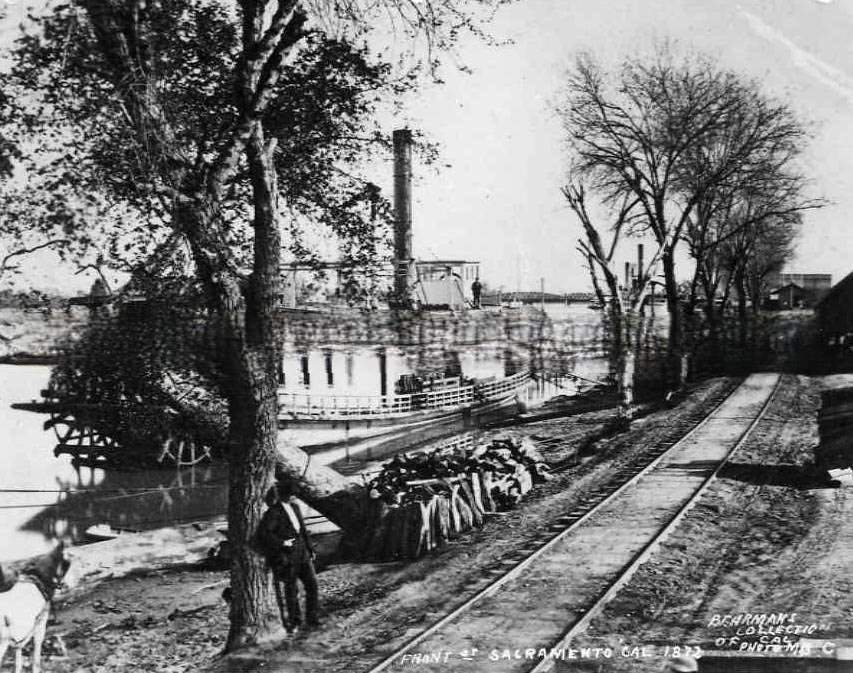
[
  {"left": 381, "top": 0, "right": 853, "bottom": 293},
  {"left": 1, "top": 0, "right": 852, "bottom": 294}
]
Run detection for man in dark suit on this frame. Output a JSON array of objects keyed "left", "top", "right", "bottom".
[
  {"left": 257, "top": 481, "right": 319, "bottom": 631},
  {"left": 471, "top": 277, "right": 482, "bottom": 308}
]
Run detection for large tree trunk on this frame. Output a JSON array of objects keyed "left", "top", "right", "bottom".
[
  {"left": 222, "top": 127, "right": 370, "bottom": 649},
  {"left": 221, "top": 127, "right": 291, "bottom": 648},
  {"left": 224, "top": 360, "right": 280, "bottom": 650}
]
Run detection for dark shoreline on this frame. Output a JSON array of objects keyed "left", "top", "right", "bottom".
[{"left": 0, "top": 353, "right": 61, "bottom": 365}]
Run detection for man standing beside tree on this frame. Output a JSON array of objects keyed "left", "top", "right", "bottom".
[{"left": 257, "top": 482, "right": 319, "bottom": 633}]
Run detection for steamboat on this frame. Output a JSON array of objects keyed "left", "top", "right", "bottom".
[
  {"left": 15, "top": 130, "right": 571, "bottom": 467},
  {"left": 275, "top": 129, "right": 565, "bottom": 448}
]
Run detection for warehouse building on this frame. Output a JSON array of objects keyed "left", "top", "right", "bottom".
[
  {"left": 816, "top": 271, "right": 853, "bottom": 346},
  {"left": 765, "top": 272, "right": 832, "bottom": 309}
]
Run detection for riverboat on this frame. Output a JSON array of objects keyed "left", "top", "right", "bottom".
[
  {"left": 14, "top": 129, "right": 572, "bottom": 466},
  {"left": 273, "top": 130, "right": 566, "bottom": 447}
]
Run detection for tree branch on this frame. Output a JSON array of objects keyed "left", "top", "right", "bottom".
[{"left": 1, "top": 238, "right": 68, "bottom": 275}]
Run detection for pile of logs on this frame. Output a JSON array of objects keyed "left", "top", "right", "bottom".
[
  {"left": 364, "top": 436, "right": 551, "bottom": 560},
  {"left": 817, "top": 387, "right": 853, "bottom": 481}
]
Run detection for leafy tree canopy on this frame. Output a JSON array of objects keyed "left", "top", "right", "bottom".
[{"left": 1, "top": 0, "right": 449, "bottom": 302}]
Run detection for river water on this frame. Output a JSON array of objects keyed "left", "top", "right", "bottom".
[
  {"left": 0, "top": 304, "right": 630, "bottom": 563},
  {"left": 0, "top": 365, "right": 230, "bottom": 563}
]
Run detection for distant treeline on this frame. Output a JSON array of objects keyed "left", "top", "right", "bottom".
[{"left": 0, "top": 289, "right": 75, "bottom": 309}]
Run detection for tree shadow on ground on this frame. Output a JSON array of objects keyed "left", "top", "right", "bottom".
[{"left": 719, "top": 462, "right": 837, "bottom": 490}]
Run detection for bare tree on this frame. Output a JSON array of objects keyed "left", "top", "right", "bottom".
[
  {"left": 678, "top": 80, "right": 818, "bottom": 365},
  {"left": 563, "top": 182, "right": 661, "bottom": 421},
  {"left": 560, "top": 47, "right": 810, "bottom": 387}
]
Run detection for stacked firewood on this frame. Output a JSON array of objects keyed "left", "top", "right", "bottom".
[
  {"left": 364, "top": 436, "right": 551, "bottom": 560},
  {"left": 817, "top": 387, "right": 853, "bottom": 483}
]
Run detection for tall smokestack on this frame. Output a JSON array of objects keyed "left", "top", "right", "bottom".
[
  {"left": 637, "top": 244, "right": 644, "bottom": 288},
  {"left": 393, "top": 129, "right": 414, "bottom": 301}
]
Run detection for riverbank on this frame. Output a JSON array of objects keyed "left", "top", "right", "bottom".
[
  {"left": 0, "top": 307, "right": 87, "bottom": 363},
  {"left": 34, "top": 376, "right": 739, "bottom": 673}
]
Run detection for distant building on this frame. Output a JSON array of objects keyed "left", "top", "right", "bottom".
[
  {"left": 767, "top": 283, "right": 813, "bottom": 310},
  {"left": 766, "top": 272, "right": 832, "bottom": 303},
  {"left": 765, "top": 272, "right": 832, "bottom": 308},
  {"left": 817, "top": 272, "right": 853, "bottom": 343},
  {"left": 766, "top": 273, "right": 832, "bottom": 294}
]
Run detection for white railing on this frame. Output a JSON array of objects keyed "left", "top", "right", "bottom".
[
  {"left": 420, "top": 384, "right": 475, "bottom": 409},
  {"left": 475, "top": 371, "right": 530, "bottom": 399},
  {"left": 277, "top": 370, "right": 531, "bottom": 419},
  {"left": 277, "top": 392, "right": 413, "bottom": 417}
]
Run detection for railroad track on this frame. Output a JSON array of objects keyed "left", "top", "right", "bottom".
[{"left": 359, "top": 373, "right": 782, "bottom": 673}]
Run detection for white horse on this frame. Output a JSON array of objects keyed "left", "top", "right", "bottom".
[{"left": 0, "top": 544, "right": 70, "bottom": 673}]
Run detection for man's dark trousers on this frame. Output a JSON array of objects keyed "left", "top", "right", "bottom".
[
  {"left": 276, "top": 538, "right": 318, "bottom": 627},
  {"left": 258, "top": 499, "right": 320, "bottom": 629}
]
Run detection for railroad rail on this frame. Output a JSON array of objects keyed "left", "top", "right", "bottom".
[{"left": 357, "top": 372, "right": 782, "bottom": 673}]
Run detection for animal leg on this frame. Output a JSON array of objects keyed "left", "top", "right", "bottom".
[{"left": 31, "top": 612, "right": 48, "bottom": 673}]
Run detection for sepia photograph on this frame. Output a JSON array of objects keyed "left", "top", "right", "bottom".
[{"left": 0, "top": 0, "right": 851, "bottom": 671}]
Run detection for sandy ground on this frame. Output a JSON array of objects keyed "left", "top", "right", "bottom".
[
  {"left": 567, "top": 374, "right": 853, "bottom": 672},
  {"left": 22, "top": 378, "right": 740, "bottom": 673}
]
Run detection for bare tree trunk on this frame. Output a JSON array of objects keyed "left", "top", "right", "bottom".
[
  {"left": 604, "top": 279, "right": 634, "bottom": 422},
  {"left": 736, "top": 270, "right": 748, "bottom": 350},
  {"left": 615, "top": 345, "right": 635, "bottom": 422},
  {"left": 662, "top": 248, "right": 686, "bottom": 388},
  {"left": 699, "top": 269, "right": 723, "bottom": 370},
  {"left": 747, "top": 272, "right": 764, "bottom": 361},
  {"left": 705, "top": 304, "right": 722, "bottom": 370},
  {"left": 607, "top": 301, "right": 623, "bottom": 382}
]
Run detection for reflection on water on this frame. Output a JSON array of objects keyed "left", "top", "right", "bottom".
[
  {"left": 23, "top": 462, "right": 228, "bottom": 544},
  {"left": 1, "top": 365, "right": 230, "bottom": 562},
  {"left": 0, "top": 306, "right": 631, "bottom": 562}
]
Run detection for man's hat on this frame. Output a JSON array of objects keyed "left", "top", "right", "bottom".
[{"left": 265, "top": 484, "right": 281, "bottom": 506}]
